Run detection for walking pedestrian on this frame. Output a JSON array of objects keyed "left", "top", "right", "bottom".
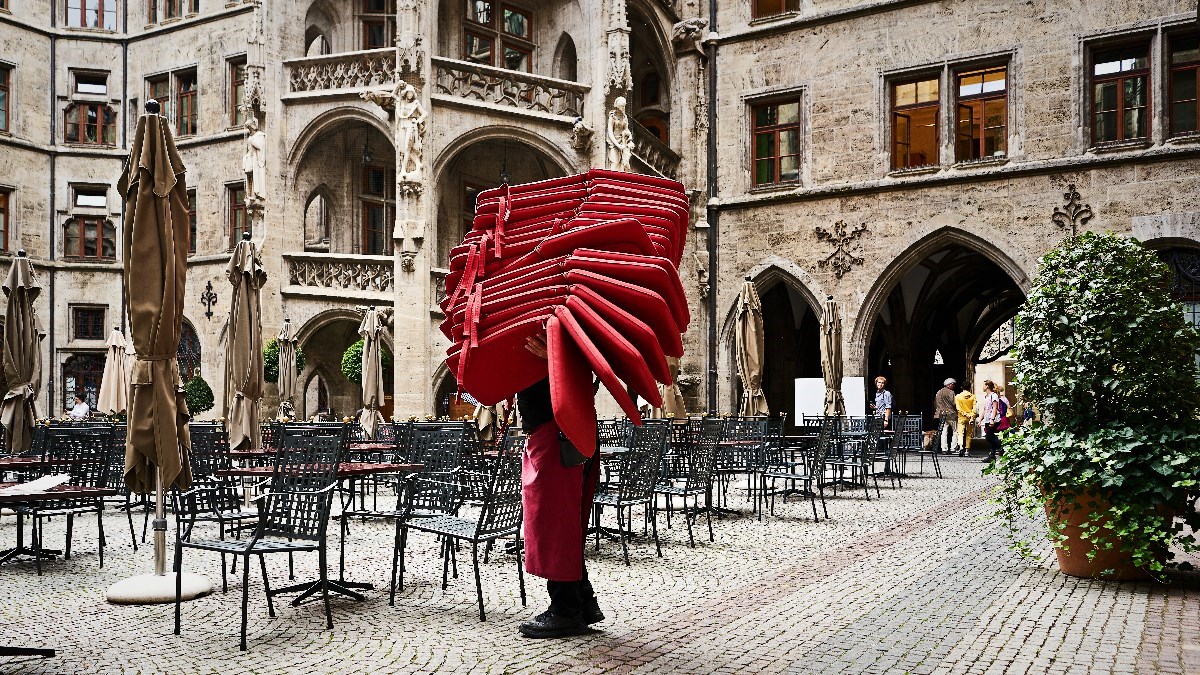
[
  {"left": 954, "top": 384, "right": 976, "bottom": 457},
  {"left": 980, "top": 379, "right": 1009, "bottom": 462},
  {"left": 934, "top": 378, "right": 957, "bottom": 454}
]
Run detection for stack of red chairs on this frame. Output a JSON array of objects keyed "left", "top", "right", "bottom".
[{"left": 440, "top": 169, "right": 690, "bottom": 457}]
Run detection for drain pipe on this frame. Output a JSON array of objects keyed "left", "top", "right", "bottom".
[
  {"left": 47, "top": 26, "right": 58, "bottom": 416},
  {"left": 704, "top": 1, "right": 719, "bottom": 413}
]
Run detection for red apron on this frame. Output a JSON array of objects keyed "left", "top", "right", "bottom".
[{"left": 522, "top": 420, "right": 600, "bottom": 581}]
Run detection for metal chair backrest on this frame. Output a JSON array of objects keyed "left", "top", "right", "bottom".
[
  {"left": 475, "top": 437, "right": 525, "bottom": 539},
  {"left": 716, "top": 416, "right": 766, "bottom": 471},
  {"left": 767, "top": 413, "right": 788, "bottom": 438},
  {"left": 616, "top": 423, "right": 670, "bottom": 502},
  {"left": 188, "top": 422, "right": 232, "bottom": 477},
  {"left": 276, "top": 423, "right": 351, "bottom": 458},
  {"left": 681, "top": 417, "right": 724, "bottom": 491},
  {"left": 45, "top": 426, "right": 112, "bottom": 492},
  {"left": 258, "top": 433, "right": 342, "bottom": 542},
  {"left": 407, "top": 425, "right": 467, "bottom": 474}
]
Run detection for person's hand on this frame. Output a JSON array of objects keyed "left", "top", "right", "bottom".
[{"left": 524, "top": 333, "right": 548, "bottom": 359}]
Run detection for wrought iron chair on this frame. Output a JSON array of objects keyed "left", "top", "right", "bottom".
[
  {"left": 822, "top": 416, "right": 875, "bottom": 500},
  {"left": 174, "top": 423, "right": 259, "bottom": 542},
  {"left": 173, "top": 432, "right": 344, "bottom": 651},
  {"left": 15, "top": 426, "right": 113, "bottom": 575},
  {"left": 760, "top": 416, "right": 832, "bottom": 521},
  {"left": 655, "top": 417, "right": 723, "bottom": 546},
  {"left": 899, "top": 413, "right": 940, "bottom": 478},
  {"left": 389, "top": 436, "right": 527, "bottom": 620},
  {"left": 713, "top": 416, "right": 768, "bottom": 509},
  {"left": 592, "top": 422, "right": 670, "bottom": 565}
]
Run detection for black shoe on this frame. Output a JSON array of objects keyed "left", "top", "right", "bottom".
[
  {"left": 981, "top": 456, "right": 994, "bottom": 463},
  {"left": 584, "top": 597, "right": 605, "bottom": 624},
  {"left": 958, "top": 451, "right": 966, "bottom": 457},
  {"left": 519, "top": 610, "right": 584, "bottom": 638}
]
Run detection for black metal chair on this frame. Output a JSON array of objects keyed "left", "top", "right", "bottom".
[
  {"left": 173, "top": 431, "right": 344, "bottom": 651},
  {"left": 174, "top": 423, "right": 259, "bottom": 542},
  {"left": 760, "top": 417, "right": 832, "bottom": 521},
  {"left": 713, "top": 416, "right": 767, "bottom": 510},
  {"left": 823, "top": 417, "right": 875, "bottom": 500},
  {"left": 655, "top": 417, "right": 723, "bottom": 546},
  {"left": 899, "top": 413, "right": 940, "bottom": 478},
  {"left": 592, "top": 422, "right": 670, "bottom": 565},
  {"left": 15, "top": 426, "right": 113, "bottom": 575},
  {"left": 390, "top": 436, "right": 527, "bottom": 620}
]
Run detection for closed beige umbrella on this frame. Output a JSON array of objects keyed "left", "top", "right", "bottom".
[
  {"left": 96, "top": 326, "right": 130, "bottom": 416},
  {"left": 224, "top": 233, "right": 266, "bottom": 451},
  {"left": 736, "top": 278, "right": 769, "bottom": 416},
  {"left": 653, "top": 355, "right": 687, "bottom": 418},
  {"left": 822, "top": 295, "right": 846, "bottom": 417},
  {"left": 277, "top": 317, "right": 297, "bottom": 418},
  {"left": 473, "top": 398, "right": 508, "bottom": 443},
  {"left": 107, "top": 100, "right": 209, "bottom": 605},
  {"left": 358, "top": 306, "right": 385, "bottom": 439},
  {"left": 119, "top": 106, "right": 191, "bottom": 495},
  {"left": 2, "top": 251, "right": 44, "bottom": 454}
]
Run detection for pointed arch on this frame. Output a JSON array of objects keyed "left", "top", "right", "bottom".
[
  {"left": 552, "top": 32, "right": 579, "bottom": 82},
  {"left": 851, "top": 226, "right": 1031, "bottom": 356}
]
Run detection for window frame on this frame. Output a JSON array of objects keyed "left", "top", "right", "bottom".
[
  {"left": 71, "top": 305, "right": 106, "bottom": 341},
  {"left": 62, "top": 353, "right": 105, "bottom": 411},
  {"left": 74, "top": 70, "right": 108, "bottom": 96},
  {"left": 65, "top": 0, "right": 118, "bottom": 30},
  {"left": 1089, "top": 43, "right": 1152, "bottom": 145},
  {"left": 890, "top": 75, "right": 942, "bottom": 171},
  {"left": 63, "top": 102, "right": 116, "bottom": 145},
  {"left": 0, "top": 189, "right": 10, "bottom": 252},
  {"left": 1168, "top": 33, "right": 1200, "bottom": 138},
  {"left": 187, "top": 188, "right": 197, "bottom": 254},
  {"left": 0, "top": 65, "right": 9, "bottom": 133},
  {"left": 749, "top": 97, "right": 803, "bottom": 187},
  {"left": 229, "top": 58, "right": 247, "bottom": 128},
  {"left": 228, "top": 185, "right": 247, "bottom": 249},
  {"left": 462, "top": 1, "right": 535, "bottom": 73},
  {"left": 63, "top": 216, "right": 116, "bottom": 260},
  {"left": 954, "top": 65, "right": 1008, "bottom": 162},
  {"left": 175, "top": 70, "right": 197, "bottom": 137},
  {"left": 360, "top": 0, "right": 396, "bottom": 50},
  {"left": 360, "top": 164, "right": 394, "bottom": 256},
  {"left": 73, "top": 185, "right": 107, "bottom": 208},
  {"left": 750, "top": 0, "right": 799, "bottom": 20}
]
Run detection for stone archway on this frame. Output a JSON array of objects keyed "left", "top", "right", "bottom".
[{"left": 856, "top": 229, "right": 1028, "bottom": 421}]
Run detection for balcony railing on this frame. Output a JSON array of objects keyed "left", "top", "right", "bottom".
[
  {"left": 284, "top": 253, "right": 394, "bottom": 295},
  {"left": 432, "top": 57, "right": 588, "bottom": 119},
  {"left": 284, "top": 48, "right": 397, "bottom": 95},
  {"left": 630, "top": 120, "right": 682, "bottom": 180}
]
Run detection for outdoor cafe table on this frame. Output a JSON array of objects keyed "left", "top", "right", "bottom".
[
  {"left": 0, "top": 482, "right": 116, "bottom": 658},
  {"left": 212, "top": 462, "right": 422, "bottom": 605}
]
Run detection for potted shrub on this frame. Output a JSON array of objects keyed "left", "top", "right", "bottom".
[
  {"left": 183, "top": 374, "right": 216, "bottom": 417},
  {"left": 263, "top": 338, "right": 306, "bottom": 384},
  {"left": 990, "top": 232, "right": 1200, "bottom": 580}
]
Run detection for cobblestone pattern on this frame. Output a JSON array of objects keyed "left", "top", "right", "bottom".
[{"left": 1, "top": 458, "right": 1197, "bottom": 674}]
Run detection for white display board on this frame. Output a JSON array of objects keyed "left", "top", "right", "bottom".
[{"left": 794, "top": 377, "right": 867, "bottom": 419}]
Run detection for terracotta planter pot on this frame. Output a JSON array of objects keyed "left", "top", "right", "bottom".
[{"left": 1044, "top": 490, "right": 1169, "bottom": 581}]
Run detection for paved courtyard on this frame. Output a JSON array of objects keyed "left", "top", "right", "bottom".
[{"left": 2, "top": 457, "right": 1198, "bottom": 675}]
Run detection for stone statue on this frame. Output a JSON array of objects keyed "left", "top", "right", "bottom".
[
  {"left": 606, "top": 97, "right": 633, "bottom": 173},
  {"left": 396, "top": 83, "right": 428, "bottom": 182},
  {"left": 672, "top": 17, "right": 708, "bottom": 54},
  {"left": 242, "top": 116, "right": 266, "bottom": 206}
]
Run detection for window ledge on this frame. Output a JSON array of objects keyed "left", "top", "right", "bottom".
[
  {"left": 1166, "top": 132, "right": 1200, "bottom": 146},
  {"left": 1088, "top": 139, "right": 1151, "bottom": 154},
  {"left": 953, "top": 155, "right": 1009, "bottom": 170},
  {"left": 749, "top": 10, "right": 801, "bottom": 26},
  {"left": 748, "top": 181, "right": 802, "bottom": 194},
  {"left": 62, "top": 143, "right": 117, "bottom": 149},
  {"left": 888, "top": 165, "right": 941, "bottom": 178},
  {"left": 63, "top": 26, "right": 117, "bottom": 35}
]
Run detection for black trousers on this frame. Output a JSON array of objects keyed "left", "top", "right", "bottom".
[{"left": 984, "top": 424, "right": 1002, "bottom": 457}]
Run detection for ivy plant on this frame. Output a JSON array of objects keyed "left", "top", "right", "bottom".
[
  {"left": 341, "top": 339, "right": 393, "bottom": 384},
  {"left": 263, "top": 338, "right": 306, "bottom": 384},
  {"left": 988, "top": 232, "right": 1200, "bottom": 576}
]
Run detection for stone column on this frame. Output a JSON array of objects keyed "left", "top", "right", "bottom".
[{"left": 390, "top": 1, "right": 432, "bottom": 416}]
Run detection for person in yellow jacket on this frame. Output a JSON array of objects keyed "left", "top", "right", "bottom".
[{"left": 954, "top": 386, "right": 977, "bottom": 456}]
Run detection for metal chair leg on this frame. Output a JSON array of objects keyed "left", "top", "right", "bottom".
[
  {"left": 259, "top": 554, "right": 275, "bottom": 618},
  {"left": 239, "top": 554, "right": 250, "bottom": 651},
  {"left": 472, "top": 542, "right": 485, "bottom": 621}
]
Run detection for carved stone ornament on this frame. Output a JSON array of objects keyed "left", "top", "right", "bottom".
[
  {"left": 360, "top": 89, "right": 396, "bottom": 119},
  {"left": 606, "top": 97, "right": 633, "bottom": 172},
  {"left": 1051, "top": 183, "right": 1094, "bottom": 236},
  {"left": 675, "top": 373, "right": 701, "bottom": 391},
  {"left": 814, "top": 220, "right": 868, "bottom": 278},
  {"left": 672, "top": 18, "right": 708, "bottom": 54},
  {"left": 570, "top": 117, "right": 594, "bottom": 152},
  {"left": 400, "top": 251, "right": 417, "bottom": 273},
  {"left": 692, "top": 249, "right": 710, "bottom": 300},
  {"left": 396, "top": 0, "right": 424, "bottom": 75}
]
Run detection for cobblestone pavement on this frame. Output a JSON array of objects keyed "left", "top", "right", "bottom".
[{"left": 2, "top": 456, "right": 1198, "bottom": 674}]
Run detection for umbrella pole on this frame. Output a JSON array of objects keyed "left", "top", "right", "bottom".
[
  {"left": 105, "top": 465, "right": 212, "bottom": 604},
  {"left": 154, "top": 466, "right": 166, "bottom": 576}
]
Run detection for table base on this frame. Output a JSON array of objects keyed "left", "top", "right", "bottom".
[{"left": 270, "top": 578, "right": 374, "bottom": 606}]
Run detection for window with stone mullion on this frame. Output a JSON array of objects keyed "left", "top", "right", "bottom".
[
  {"left": 361, "top": 0, "right": 396, "bottom": 49},
  {"left": 66, "top": 0, "right": 117, "bottom": 30},
  {"left": 361, "top": 165, "right": 393, "bottom": 256},
  {"left": 228, "top": 186, "right": 247, "bottom": 249},
  {"left": 64, "top": 217, "right": 115, "bottom": 259},
  {"left": 1169, "top": 35, "right": 1200, "bottom": 137},
  {"left": 176, "top": 71, "right": 197, "bottom": 136},
  {"left": 751, "top": 99, "right": 801, "bottom": 186},
  {"left": 0, "top": 66, "right": 8, "bottom": 132},
  {"left": 464, "top": 0, "right": 533, "bottom": 72},
  {"left": 1092, "top": 45, "right": 1150, "bottom": 144},
  {"left": 64, "top": 103, "right": 115, "bottom": 145}
]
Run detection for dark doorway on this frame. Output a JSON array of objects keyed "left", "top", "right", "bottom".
[
  {"left": 760, "top": 282, "right": 821, "bottom": 433},
  {"left": 867, "top": 244, "right": 1024, "bottom": 423}
]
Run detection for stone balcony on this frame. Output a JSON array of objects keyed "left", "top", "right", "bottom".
[
  {"left": 630, "top": 120, "right": 682, "bottom": 180},
  {"left": 282, "top": 48, "right": 397, "bottom": 101},
  {"left": 282, "top": 252, "right": 394, "bottom": 302},
  {"left": 432, "top": 57, "right": 588, "bottom": 122}
]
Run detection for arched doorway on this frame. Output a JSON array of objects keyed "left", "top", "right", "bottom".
[
  {"left": 297, "top": 312, "right": 394, "bottom": 421},
  {"left": 433, "top": 135, "right": 569, "bottom": 267},
  {"left": 864, "top": 241, "right": 1025, "bottom": 422},
  {"left": 760, "top": 282, "right": 820, "bottom": 432}
]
